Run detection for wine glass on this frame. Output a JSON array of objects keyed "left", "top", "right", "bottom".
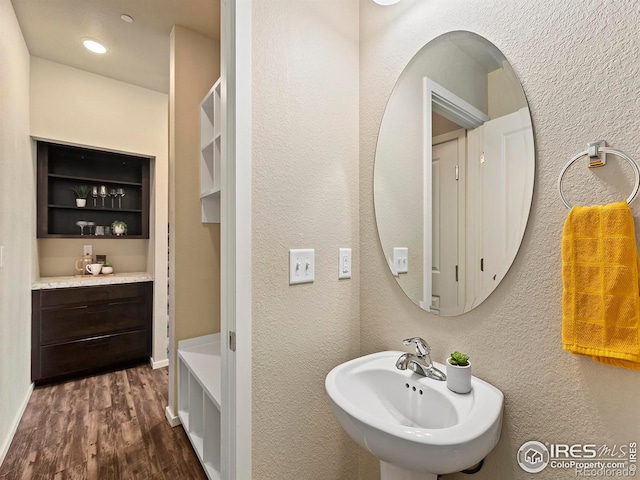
[
  {"left": 91, "top": 186, "right": 98, "bottom": 207},
  {"left": 75, "top": 220, "right": 88, "bottom": 236},
  {"left": 99, "top": 185, "right": 107, "bottom": 207},
  {"left": 116, "top": 187, "right": 125, "bottom": 208},
  {"left": 109, "top": 188, "right": 117, "bottom": 208},
  {"left": 86, "top": 221, "right": 95, "bottom": 235}
]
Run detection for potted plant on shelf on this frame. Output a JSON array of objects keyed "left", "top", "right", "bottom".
[
  {"left": 111, "top": 220, "right": 127, "bottom": 236},
  {"left": 101, "top": 263, "right": 114, "bottom": 274},
  {"left": 446, "top": 351, "right": 471, "bottom": 394},
  {"left": 71, "top": 185, "right": 90, "bottom": 207}
]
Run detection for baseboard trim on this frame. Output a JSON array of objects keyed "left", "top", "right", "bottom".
[
  {"left": 0, "top": 382, "right": 34, "bottom": 467},
  {"left": 150, "top": 357, "right": 169, "bottom": 369},
  {"left": 165, "top": 405, "right": 181, "bottom": 427}
]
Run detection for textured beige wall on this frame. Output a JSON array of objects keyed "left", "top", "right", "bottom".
[
  {"left": 251, "top": 1, "right": 360, "bottom": 478},
  {"left": 360, "top": 1, "right": 640, "bottom": 479},
  {"left": 168, "top": 25, "right": 220, "bottom": 411},
  {"left": 0, "top": 0, "right": 34, "bottom": 462},
  {"left": 38, "top": 239, "right": 148, "bottom": 276}
]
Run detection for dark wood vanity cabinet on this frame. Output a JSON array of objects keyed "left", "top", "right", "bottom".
[
  {"left": 36, "top": 141, "right": 151, "bottom": 238},
  {"left": 31, "top": 282, "right": 153, "bottom": 384}
]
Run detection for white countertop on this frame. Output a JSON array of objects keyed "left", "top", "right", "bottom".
[{"left": 32, "top": 272, "right": 154, "bottom": 290}]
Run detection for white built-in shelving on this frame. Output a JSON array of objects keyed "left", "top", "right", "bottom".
[
  {"left": 178, "top": 334, "right": 221, "bottom": 480},
  {"left": 200, "top": 78, "right": 222, "bottom": 223}
]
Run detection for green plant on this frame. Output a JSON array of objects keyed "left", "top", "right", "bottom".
[
  {"left": 71, "top": 185, "right": 90, "bottom": 199},
  {"left": 102, "top": 262, "right": 112, "bottom": 267},
  {"left": 111, "top": 220, "right": 127, "bottom": 234},
  {"left": 449, "top": 351, "right": 470, "bottom": 366}
]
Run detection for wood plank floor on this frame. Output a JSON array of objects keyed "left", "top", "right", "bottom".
[{"left": 0, "top": 365, "right": 207, "bottom": 480}]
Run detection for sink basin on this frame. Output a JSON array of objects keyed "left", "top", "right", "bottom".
[{"left": 325, "top": 351, "right": 504, "bottom": 479}]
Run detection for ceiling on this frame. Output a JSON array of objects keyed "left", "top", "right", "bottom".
[{"left": 11, "top": 0, "right": 220, "bottom": 94}]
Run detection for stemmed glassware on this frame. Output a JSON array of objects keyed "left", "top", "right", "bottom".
[
  {"left": 87, "top": 221, "right": 95, "bottom": 235},
  {"left": 109, "top": 188, "right": 117, "bottom": 208},
  {"left": 92, "top": 186, "right": 98, "bottom": 207},
  {"left": 99, "top": 185, "right": 107, "bottom": 208},
  {"left": 75, "top": 221, "right": 88, "bottom": 236},
  {"left": 117, "top": 187, "right": 125, "bottom": 208}
]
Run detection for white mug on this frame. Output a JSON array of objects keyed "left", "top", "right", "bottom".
[{"left": 86, "top": 263, "right": 102, "bottom": 276}]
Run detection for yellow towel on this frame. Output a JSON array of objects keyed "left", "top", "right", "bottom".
[{"left": 562, "top": 200, "right": 640, "bottom": 370}]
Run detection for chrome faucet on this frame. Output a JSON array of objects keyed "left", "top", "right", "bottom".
[{"left": 396, "top": 337, "right": 446, "bottom": 381}]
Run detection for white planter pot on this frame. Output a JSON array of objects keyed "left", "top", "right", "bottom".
[
  {"left": 446, "top": 358, "right": 471, "bottom": 394},
  {"left": 76, "top": 198, "right": 87, "bottom": 207},
  {"left": 113, "top": 225, "right": 125, "bottom": 236},
  {"left": 101, "top": 266, "right": 113, "bottom": 274}
]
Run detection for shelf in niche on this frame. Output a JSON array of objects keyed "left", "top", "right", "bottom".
[
  {"left": 48, "top": 204, "right": 142, "bottom": 213},
  {"left": 48, "top": 173, "right": 143, "bottom": 187},
  {"left": 43, "top": 234, "right": 145, "bottom": 239}
]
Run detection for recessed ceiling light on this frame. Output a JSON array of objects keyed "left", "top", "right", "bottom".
[
  {"left": 121, "top": 14, "right": 134, "bottom": 23},
  {"left": 82, "top": 39, "right": 108, "bottom": 54},
  {"left": 373, "top": 0, "right": 401, "bottom": 4}
]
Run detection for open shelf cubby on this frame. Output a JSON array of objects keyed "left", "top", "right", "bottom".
[
  {"left": 178, "top": 333, "right": 221, "bottom": 480},
  {"left": 199, "top": 78, "right": 221, "bottom": 224}
]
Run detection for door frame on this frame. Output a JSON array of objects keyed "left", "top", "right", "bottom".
[
  {"left": 221, "top": 0, "right": 252, "bottom": 478},
  {"left": 422, "top": 77, "right": 488, "bottom": 311},
  {"left": 432, "top": 129, "right": 466, "bottom": 315}
]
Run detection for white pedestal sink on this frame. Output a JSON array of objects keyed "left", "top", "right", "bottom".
[{"left": 325, "top": 351, "right": 504, "bottom": 479}]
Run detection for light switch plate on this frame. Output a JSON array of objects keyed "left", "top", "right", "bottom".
[
  {"left": 338, "top": 248, "right": 351, "bottom": 279},
  {"left": 0, "top": 246, "right": 4, "bottom": 268},
  {"left": 289, "top": 249, "right": 315, "bottom": 285},
  {"left": 393, "top": 247, "right": 408, "bottom": 274}
]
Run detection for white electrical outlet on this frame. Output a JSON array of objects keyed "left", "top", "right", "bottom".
[
  {"left": 289, "top": 249, "right": 315, "bottom": 285},
  {"left": 393, "top": 247, "right": 408, "bottom": 274},
  {"left": 83, "top": 244, "right": 93, "bottom": 256},
  {"left": 338, "top": 248, "right": 351, "bottom": 279},
  {"left": 0, "top": 246, "right": 4, "bottom": 268}
]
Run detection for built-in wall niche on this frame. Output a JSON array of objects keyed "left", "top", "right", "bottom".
[{"left": 36, "top": 141, "right": 151, "bottom": 238}]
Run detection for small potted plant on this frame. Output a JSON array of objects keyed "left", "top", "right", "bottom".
[
  {"left": 111, "top": 220, "right": 127, "bottom": 236},
  {"left": 446, "top": 351, "right": 471, "bottom": 394},
  {"left": 72, "top": 185, "right": 90, "bottom": 207},
  {"left": 101, "top": 263, "right": 113, "bottom": 274}
]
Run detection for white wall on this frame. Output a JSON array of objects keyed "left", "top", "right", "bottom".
[
  {"left": 30, "top": 57, "right": 170, "bottom": 364},
  {"left": 0, "top": 0, "right": 35, "bottom": 464},
  {"left": 360, "top": 1, "right": 640, "bottom": 479},
  {"left": 251, "top": 1, "right": 360, "bottom": 478}
]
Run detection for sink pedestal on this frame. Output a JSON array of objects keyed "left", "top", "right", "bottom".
[{"left": 380, "top": 461, "right": 437, "bottom": 480}]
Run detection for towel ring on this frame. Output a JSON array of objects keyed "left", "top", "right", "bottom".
[{"left": 558, "top": 146, "right": 640, "bottom": 209}]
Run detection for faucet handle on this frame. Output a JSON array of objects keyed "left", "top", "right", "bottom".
[{"left": 403, "top": 337, "right": 431, "bottom": 358}]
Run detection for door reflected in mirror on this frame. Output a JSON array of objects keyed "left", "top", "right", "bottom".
[{"left": 374, "top": 31, "right": 535, "bottom": 316}]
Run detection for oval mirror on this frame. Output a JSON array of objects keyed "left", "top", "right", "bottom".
[{"left": 374, "top": 31, "right": 535, "bottom": 316}]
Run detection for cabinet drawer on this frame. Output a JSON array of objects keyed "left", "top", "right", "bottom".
[
  {"left": 38, "top": 330, "right": 148, "bottom": 379},
  {"left": 38, "top": 282, "right": 150, "bottom": 307},
  {"left": 40, "top": 300, "right": 148, "bottom": 345}
]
